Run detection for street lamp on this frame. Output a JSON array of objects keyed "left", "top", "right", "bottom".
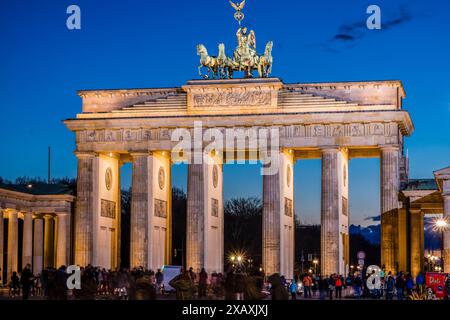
[{"left": 313, "top": 259, "right": 319, "bottom": 274}]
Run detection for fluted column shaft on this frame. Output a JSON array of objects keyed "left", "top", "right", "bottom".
[
  {"left": 186, "top": 164, "right": 204, "bottom": 272},
  {"left": 7, "top": 209, "right": 18, "bottom": 282},
  {"left": 56, "top": 213, "right": 69, "bottom": 267},
  {"left": 380, "top": 146, "right": 400, "bottom": 273},
  {"left": 409, "top": 209, "right": 424, "bottom": 277},
  {"left": 444, "top": 194, "right": 450, "bottom": 272},
  {"left": 22, "top": 212, "right": 33, "bottom": 268},
  {"left": 33, "top": 218, "right": 44, "bottom": 275},
  {"left": 262, "top": 150, "right": 294, "bottom": 277},
  {"left": 321, "top": 149, "right": 340, "bottom": 276},
  {"left": 263, "top": 172, "right": 281, "bottom": 275},
  {"left": 44, "top": 215, "right": 54, "bottom": 268},
  {"left": 0, "top": 210, "right": 3, "bottom": 284},
  {"left": 74, "top": 152, "right": 96, "bottom": 266},
  {"left": 130, "top": 153, "right": 150, "bottom": 268}
]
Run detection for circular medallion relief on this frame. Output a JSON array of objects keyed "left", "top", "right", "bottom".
[
  {"left": 105, "top": 167, "right": 113, "bottom": 191},
  {"left": 212, "top": 165, "right": 218, "bottom": 189},
  {"left": 286, "top": 164, "right": 291, "bottom": 188},
  {"left": 158, "top": 167, "right": 165, "bottom": 190}
]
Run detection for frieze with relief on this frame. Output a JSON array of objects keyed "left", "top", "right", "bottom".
[
  {"left": 192, "top": 90, "right": 271, "bottom": 107},
  {"left": 77, "top": 122, "right": 397, "bottom": 144}
]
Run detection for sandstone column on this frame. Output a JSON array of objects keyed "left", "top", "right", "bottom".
[
  {"left": 321, "top": 147, "right": 349, "bottom": 276},
  {"left": 186, "top": 163, "right": 204, "bottom": 272},
  {"left": 433, "top": 168, "right": 450, "bottom": 272},
  {"left": 149, "top": 152, "right": 172, "bottom": 271},
  {"left": 262, "top": 150, "right": 294, "bottom": 277},
  {"left": 380, "top": 146, "right": 400, "bottom": 273},
  {"left": 409, "top": 208, "right": 424, "bottom": 277},
  {"left": 44, "top": 215, "right": 54, "bottom": 268},
  {"left": 443, "top": 192, "right": 450, "bottom": 272},
  {"left": 0, "top": 209, "right": 4, "bottom": 284},
  {"left": 22, "top": 212, "right": 33, "bottom": 268},
  {"left": 74, "top": 152, "right": 96, "bottom": 266},
  {"left": 130, "top": 152, "right": 150, "bottom": 268},
  {"left": 7, "top": 209, "right": 18, "bottom": 282},
  {"left": 442, "top": 190, "right": 450, "bottom": 273},
  {"left": 33, "top": 217, "right": 44, "bottom": 275},
  {"left": 56, "top": 213, "right": 69, "bottom": 267},
  {"left": 130, "top": 151, "right": 173, "bottom": 270},
  {"left": 186, "top": 152, "right": 223, "bottom": 274}
]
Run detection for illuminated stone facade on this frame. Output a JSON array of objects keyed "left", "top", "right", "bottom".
[
  {"left": 64, "top": 78, "right": 415, "bottom": 277},
  {"left": 0, "top": 185, "right": 74, "bottom": 283}
]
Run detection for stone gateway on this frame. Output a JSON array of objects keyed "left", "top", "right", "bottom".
[{"left": 64, "top": 78, "right": 415, "bottom": 276}]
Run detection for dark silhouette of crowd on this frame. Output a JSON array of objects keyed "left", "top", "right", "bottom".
[{"left": 3, "top": 263, "right": 450, "bottom": 300}]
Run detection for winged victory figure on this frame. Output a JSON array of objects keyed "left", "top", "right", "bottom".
[{"left": 229, "top": 0, "right": 246, "bottom": 12}]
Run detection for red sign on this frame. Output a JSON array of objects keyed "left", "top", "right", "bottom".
[{"left": 426, "top": 272, "right": 448, "bottom": 299}]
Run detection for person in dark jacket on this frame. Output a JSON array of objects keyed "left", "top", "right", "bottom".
[
  {"left": 55, "top": 265, "right": 68, "bottom": 300},
  {"left": 395, "top": 272, "right": 405, "bottom": 300},
  {"left": 244, "top": 272, "right": 265, "bottom": 300},
  {"left": 385, "top": 272, "right": 395, "bottom": 300},
  {"left": 224, "top": 271, "right": 236, "bottom": 300},
  {"left": 76, "top": 267, "right": 97, "bottom": 300},
  {"left": 169, "top": 271, "right": 196, "bottom": 300},
  {"left": 20, "top": 264, "right": 33, "bottom": 300},
  {"left": 353, "top": 274, "right": 362, "bottom": 299},
  {"left": 234, "top": 271, "right": 245, "bottom": 300},
  {"left": 328, "top": 275, "right": 335, "bottom": 300},
  {"left": 135, "top": 273, "right": 157, "bottom": 300},
  {"left": 9, "top": 272, "right": 20, "bottom": 298},
  {"left": 268, "top": 273, "right": 289, "bottom": 300},
  {"left": 198, "top": 268, "right": 208, "bottom": 298},
  {"left": 318, "top": 275, "right": 327, "bottom": 300},
  {"left": 155, "top": 269, "right": 164, "bottom": 293}
]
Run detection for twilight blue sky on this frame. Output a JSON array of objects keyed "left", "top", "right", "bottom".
[{"left": 1, "top": 0, "right": 449, "bottom": 226}]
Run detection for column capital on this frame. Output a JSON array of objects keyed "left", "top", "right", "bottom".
[
  {"left": 379, "top": 145, "right": 400, "bottom": 152},
  {"left": 130, "top": 151, "right": 150, "bottom": 158},
  {"left": 75, "top": 151, "right": 97, "bottom": 159},
  {"left": 409, "top": 207, "right": 423, "bottom": 214},
  {"left": 102, "top": 152, "right": 121, "bottom": 160},
  {"left": 320, "top": 146, "right": 340, "bottom": 153},
  {"left": 5, "top": 208, "right": 18, "bottom": 213},
  {"left": 56, "top": 212, "right": 71, "bottom": 217}
]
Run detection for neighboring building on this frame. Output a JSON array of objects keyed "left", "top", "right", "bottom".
[
  {"left": 396, "top": 167, "right": 450, "bottom": 276},
  {"left": 0, "top": 183, "right": 75, "bottom": 284}
]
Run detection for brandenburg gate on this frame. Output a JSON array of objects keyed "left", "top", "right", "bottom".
[
  {"left": 64, "top": 77, "right": 414, "bottom": 277},
  {"left": 63, "top": 1, "right": 417, "bottom": 277}
]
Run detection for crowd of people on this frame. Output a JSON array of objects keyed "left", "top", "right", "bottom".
[
  {"left": 1, "top": 264, "right": 450, "bottom": 300},
  {"left": 287, "top": 270, "right": 450, "bottom": 300}
]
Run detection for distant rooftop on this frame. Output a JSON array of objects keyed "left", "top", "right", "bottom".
[
  {"left": 404, "top": 179, "right": 437, "bottom": 191},
  {"left": 0, "top": 183, "right": 74, "bottom": 196}
]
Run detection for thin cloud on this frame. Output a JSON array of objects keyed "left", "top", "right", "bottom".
[
  {"left": 365, "top": 215, "right": 381, "bottom": 222},
  {"left": 323, "top": 5, "right": 414, "bottom": 53}
]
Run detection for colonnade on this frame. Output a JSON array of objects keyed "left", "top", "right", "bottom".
[
  {"left": 0, "top": 210, "right": 70, "bottom": 283},
  {"left": 73, "top": 144, "right": 402, "bottom": 278}
]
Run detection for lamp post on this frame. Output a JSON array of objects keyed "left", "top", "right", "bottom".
[{"left": 313, "top": 259, "right": 319, "bottom": 275}]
